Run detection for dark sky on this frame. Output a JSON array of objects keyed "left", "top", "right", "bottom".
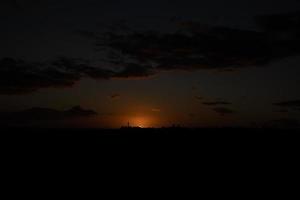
[{"left": 1, "top": 0, "right": 300, "bottom": 128}]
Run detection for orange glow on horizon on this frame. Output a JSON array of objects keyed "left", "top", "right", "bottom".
[{"left": 127, "top": 116, "right": 153, "bottom": 128}]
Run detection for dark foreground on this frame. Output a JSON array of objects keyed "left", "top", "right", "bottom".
[
  {"left": 2, "top": 127, "right": 299, "bottom": 136},
  {"left": 1, "top": 127, "right": 299, "bottom": 146},
  {"left": 2, "top": 128, "right": 299, "bottom": 170}
]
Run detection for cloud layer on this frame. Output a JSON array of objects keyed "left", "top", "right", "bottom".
[
  {"left": 0, "top": 105, "right": 97, "bottom": 123},
  {"left": 95, "top": 11, "right": 300, "bottom": 73},
  {"left": 273, "top": 100, "right": 300, "bottom": 112},
  {"left": 1, "top": 11, "right": 300, "bottom": 95},
  {"left": 0, "top": 57, "right": 153, "bottom": 94},
  {"left": 202, "top": 101, "right": 232, "bottom": 106},
  {"left": 213, "top": 107, "right": 235, "bottom": 116}
]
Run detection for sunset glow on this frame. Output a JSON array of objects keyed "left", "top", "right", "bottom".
[
  {"left": 128, "top": 116, "right": 152, "bottom": 128},
  {"left": 1, "top": 1, "right": 300, "bottom": 130}
]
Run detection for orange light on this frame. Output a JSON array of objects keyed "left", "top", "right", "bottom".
[{"left": 130, "top": 116, "right": 151, "bottom": 128}]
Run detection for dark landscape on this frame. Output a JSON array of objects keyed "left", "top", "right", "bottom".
[
  {"left": 1, "top": 127, "right": 298, "bottom": 163},
  {"left": 2, "top": 127, "right": 299, "bottom": 143}
]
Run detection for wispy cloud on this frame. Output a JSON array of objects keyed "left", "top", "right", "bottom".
[
  {"left": 273, "top": 100, "right": 300, "bottom": 112},
  {"left": 0, "top": 105, "right": 97, "bottom": 123},
  {"left": 213, "top": 107, "right": 235, "bottom": 116},
  {"left": 202, "top": 101, "right": 232, "bottom": 106},
  {"left": 109, "top": 93, "right": 121, "bottom": 99}
]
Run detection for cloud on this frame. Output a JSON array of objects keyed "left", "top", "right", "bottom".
[
  {"left": 99, "top": 27, "right": 269, "bottom": 71},
  {"left": 213, "top": 107, "right": 235, "bottom": 116},
  {"left": 2, "top": 11, "right": 300, "bottom": 95},
  {"left": 273, "top": 100, "right": 300, "bottom": 112},
  {"left": 194, "top": 95, "right": 232, "bottom": 106},
  {"left": 0, "top": 57, "right": 81, "bottom": 94},
  {"left": 92, "top": 15, "right": 299, "bottom": 72},
  {"left": 274, "top": 109, "right": 289, "bottom": 113},
  {"left": 110, "top": 93, "right": 121, "bottom": 99},
  {"left": 255, "top": 11, "right": 300, "bottom": 36},
  {"left": 273, "top": 100, "right": 300, "bottom": 107},
  {"left": 202, "top": 101, "right": 232, "bottom": 106},
  {"left": 51, "top": 57, "right": 115, "bottom": 80},
  {"left": 112, "top": 63, "right": 156, "bottom": 79},
  {"left": 194, "top": 96, "right": 234, "bottom": 114},
  {"left": 0, "top": 105, "right": 97, "bottom": 123},
  {"left": 76, "top": 10, "right": 300, "bottom": 77},
  {"left": 0, "top": 57, "right": 154, "bottom": 95}
]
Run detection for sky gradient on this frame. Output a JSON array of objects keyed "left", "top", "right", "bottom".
[{"left": 1, "top": 0, "right": 300, "bottom": 128}]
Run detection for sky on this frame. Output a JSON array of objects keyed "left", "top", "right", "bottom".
[{"left": 1, "top": 0, "right": 300, "bottom": 128}]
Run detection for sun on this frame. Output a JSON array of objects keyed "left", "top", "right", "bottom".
[{"left": 130, "top": 116, "right": 150, "bottom": 128}]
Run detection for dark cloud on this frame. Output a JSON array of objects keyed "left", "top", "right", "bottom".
[
  {"left": 255, "top": 11, "right": 300, "bottom": 36},
  {"left": 202, "top": 101, "right": 232, "bottom": 106},
  {"left": 194, "top": 95, "right": 232, "bottom": 106},
  {"left": 0, "top": 106, "right": 97, "bottom": 124},
  {"left": 254, "top": 11, "right": 300, "bottom": 59},
  {"left": 99, "top": 28, "right": 269, "bottom": 71},
  {"left": 273, "top": 100, "right": 300, "bottom": 108},
  {"left": 275, "top": 109, "right": 289, "bottom": 113},
  {"left": 51, "top": 57, "right": 114, "bottom": 80},
  {"left": 112, "top": 63, "right": 156, "bottom": 79},
  {"left": 0, "top": 57, "right": 153, "bottom": 95},
  {"left": 2, "top": 11, "right": 300, "bottom": 95},
  {"left": 213, "top": 107, "right": 235, "bottom": 116},
  {"left": 64, "top": 106, "right": 97, "bottom": 117},
  {"left": 0, "top": 57, "right": 81, "bottom": 94},
  {"left": 110, "top": 93, "right": 121, "bottom": 99},
  {"left": 85, "top": 11, "right": 300, "bottom": 74},
  {"left": 273, "top": 100, "right": 300, "bottom": 112}
]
